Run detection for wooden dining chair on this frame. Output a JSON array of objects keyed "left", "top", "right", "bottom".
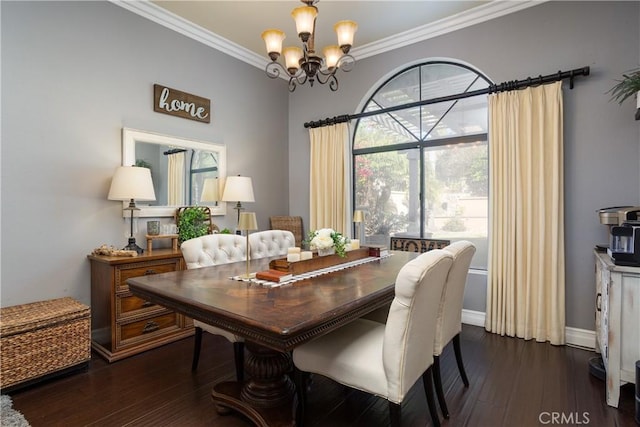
[
  {"left": 180, "top": 233, "right": 247, "bottom": 380},
  {"left": 432, "top": 240, "right": 476, "bottom": 419},
  {"left": 292, "top": 250, "right": 454, "bottom": 427}
]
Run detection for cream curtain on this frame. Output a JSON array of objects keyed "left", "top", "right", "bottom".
[
  {"left": 485, "top": 81, "right": 565, "bottom": 345},
  {"left": 168, "top": 151, "right": 185, "bottom": 206},
  {"left": 309, "top": 123, "right": 350, "bottom": 234}
]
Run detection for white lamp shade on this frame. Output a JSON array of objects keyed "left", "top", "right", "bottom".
[
  {"left": 238, "top": 212, "right": 258, "bottom": 231},
  {"left": 200, "top": 178, "right": 220, "bottom": 203},
  {"left": 221, "top": 176, "right": 255, "bottom": 203},
  {"left": 108, "top": 166, "right": 156, "bottom": 201},
  {"left": 353, "top": 210, "right": 364, "bottom": 222}
]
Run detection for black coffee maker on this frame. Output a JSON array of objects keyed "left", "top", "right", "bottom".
[{"left": 608, "top": 221, "right": 640, "bottom": 267}]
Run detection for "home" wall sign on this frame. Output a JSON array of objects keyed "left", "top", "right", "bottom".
[{"left": 153, "top": 84, "right": 210, "bottom": 123}]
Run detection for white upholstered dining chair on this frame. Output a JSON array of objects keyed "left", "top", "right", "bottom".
[
  {"left": 181, "top": 230, "right": 295, "bottom": 378},
  {"left": 432, "top": 240, "right": 476, "bottom": 419},
  {"left": 292, "top": 250, "right": 454, "bottom": 427},
  {"left": 180, "top": 233, "right": 247, "bottom": 379},
  {"left": 249, "top": 229, "right": 295, "bottom": 259}
]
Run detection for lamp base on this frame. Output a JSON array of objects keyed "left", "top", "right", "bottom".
[{"left": 123, "top": 237, "right": 144, "bottom": 254}]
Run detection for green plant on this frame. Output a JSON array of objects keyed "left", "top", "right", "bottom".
[
  {"left": 135, "top": 159, "right": 152, "bottom": 170},
  {"left": 177, "top": 207, "right": 209, "bottom": 243},
  {"left": 220, "top": 228, "right": 232, "bottom": 234},
  {"left": 608, "top": 68, "right": 640, "bottom": 105}
]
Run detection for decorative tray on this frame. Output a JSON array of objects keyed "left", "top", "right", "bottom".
[{"left": 269, "top": 247, "right": 371, "bottom": 275}]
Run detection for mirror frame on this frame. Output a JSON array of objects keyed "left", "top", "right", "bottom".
[{"left": 122, "top": 127, "right": 227, "bottom": 217}]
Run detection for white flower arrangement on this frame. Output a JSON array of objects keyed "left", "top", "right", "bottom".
[{"left": 306, "top": 228, "right": 349, "bottom": 258}]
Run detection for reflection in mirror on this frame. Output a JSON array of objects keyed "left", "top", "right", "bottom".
[{"left": 122, "top": 128, "right": 226, "bottom": 217}]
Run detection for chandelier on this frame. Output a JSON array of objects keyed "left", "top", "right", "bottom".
[{"left": 261, "top": 0, "right": 357, "bottom": 92}]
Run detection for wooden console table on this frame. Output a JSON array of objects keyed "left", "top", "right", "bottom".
[{"left": 88, "top": 249, "right": 193, "bottom": 362}]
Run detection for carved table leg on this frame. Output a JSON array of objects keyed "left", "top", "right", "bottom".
[{"left": 212, "top": 341, "right": 297, "bottom": 427}]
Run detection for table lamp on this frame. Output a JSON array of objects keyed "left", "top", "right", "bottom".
[
  {"left": 238, "top": 211, "right": 258, "bottom": 278},
  {"left": 200, "top": 177, "right": 220, "bottom": 205},
  {"left": 222, "top": 175, "right": 255, "bottom": 232},
  {"left": 353, "top": 210, "right": 364, "bottom": 244},
  {"left": 108, "top": 166, "right": 156, "bottom": 254}
]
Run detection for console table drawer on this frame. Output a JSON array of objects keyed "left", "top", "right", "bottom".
[
  {"left": 117, "top": 312, "right": 180, "bottom": 346},
  {"left": 116, "top": 260, "right": 181, "bottom": 292},
  {"left": 116, "top": 293, "right": 163, "bottom": 318}
]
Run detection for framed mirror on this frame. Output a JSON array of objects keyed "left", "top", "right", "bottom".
[{"left": 122, "top": 127, "right": 227, "bottom": 217}]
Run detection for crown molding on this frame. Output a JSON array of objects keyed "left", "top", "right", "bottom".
[
  {"left": 351, "top": 1, "right": 547, "bottom": 60},
  {"left": 111, "top": 0, "right": 545, "bottom": 71},
  {"left": 110, "top": 0, "right": 270, "bottom": 70}
]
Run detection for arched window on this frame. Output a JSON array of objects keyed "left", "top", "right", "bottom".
[{"left": 353, "top": 60, "right": 490, "bottom": 269}]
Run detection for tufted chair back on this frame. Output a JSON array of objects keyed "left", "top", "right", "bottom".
[
  {"left": 249, "top": 230, "right": 295, "bottom": 259},
  {"left": 180, "top": 234, "right": 247, "bottom": 269},
  {"left": 180, "top": 233, "right": 247, "bottom": 376}
]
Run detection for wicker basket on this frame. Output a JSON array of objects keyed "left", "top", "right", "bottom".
[
  {"left": 0, "top": 297, "right": 91, "bottom": 391},
  {"left": 269, "top": 216, "right": 304, "bottom": 247}
]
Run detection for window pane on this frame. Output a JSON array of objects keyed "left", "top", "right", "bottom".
[
  {"left": 353, "top": 115, "right": 418, "bottom": 149},
  {"left": 354, "top": 149, "right": 419, "bottom": 245},
  {"left": 424, "top": 141, "right": 488, "bottom": 269},
  {"left": 192, "top": 150, "right": 218, "bottom": 171},
  {"left": 423, "top": 95, "right": 488, "bottom": 140},
  {"left": 373, "top": 67, "right": 420, "bottom": 109},
  {"left": 420, "top": 63, "right": 483, "bottom": 99}
]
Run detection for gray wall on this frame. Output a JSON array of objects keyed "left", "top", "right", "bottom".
[
  {"left": 1, "top": 1, "right": 638, "bottom": 333},
  {"left": 1, "top": 1, "right": 289, "bottom": 307},
  {"left": 288, "top": 1, "right": 640, "bottom": 330}
]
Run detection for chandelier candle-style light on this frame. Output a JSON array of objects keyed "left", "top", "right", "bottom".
[{"left": 261, "top": 0, "right": 357, "bottom": 92}]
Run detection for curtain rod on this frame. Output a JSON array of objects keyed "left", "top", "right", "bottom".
[
  {"left": 163, "top": 148, "right": 187, "bottom": 155},
  {"left": 303, "top": 66, "right": 590, "bottom": 129}
]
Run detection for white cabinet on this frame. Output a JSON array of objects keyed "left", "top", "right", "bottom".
[{"left": 594, "top": 251, "right": 640, "bottom": 407}]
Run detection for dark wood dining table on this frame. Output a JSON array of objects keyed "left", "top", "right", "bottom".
[{"left": 127, "top": 250, "right": 417, "bottom": 427}]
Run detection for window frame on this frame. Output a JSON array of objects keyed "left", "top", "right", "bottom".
[{"left": 352, "top": 59, "right": 491, "bottom": 244}]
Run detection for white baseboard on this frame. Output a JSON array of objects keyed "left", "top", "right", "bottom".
[
  {"left": 461, "top": 309, "right": 596, "bottom": 350},
  {"left": 565, "top": 327, "right": 596, "bottom": 350},
  {"left": 461, "top": 309, "right": 486, "bottom": 327}
]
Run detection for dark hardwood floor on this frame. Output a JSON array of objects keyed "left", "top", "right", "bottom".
[{"left": 6, "top": 325, "right": 637, "bottom": 427}]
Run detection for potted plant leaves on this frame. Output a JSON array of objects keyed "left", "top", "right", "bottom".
[
  {"left": 608, "top": 68, "right": 640, "bottom": 120},
  {"left": 177, "top": 206, "right": 210, "bottom": 243}
]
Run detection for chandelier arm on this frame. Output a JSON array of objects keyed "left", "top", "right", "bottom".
[
  {"left": 327, "top": 74, "right": 339, "bottom": 91},
  {"left": 288, "top": 78, "right": 298, "bottom": 92},
  {"left": 315, "top": 70, "right": 333, "bottom": 84},
  {"left": 312, "top": 72, "right": 338, "bottom": 92},
  {"left": 265, "top": 61, "right": 288, "bottom": 80},
  {"left": 335, "top": 54, "right": 356, "bottom": 72}
]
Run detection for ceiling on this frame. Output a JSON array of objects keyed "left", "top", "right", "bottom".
[{"left": 121, "top": 1, "right": 542, "bottom": 68}]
